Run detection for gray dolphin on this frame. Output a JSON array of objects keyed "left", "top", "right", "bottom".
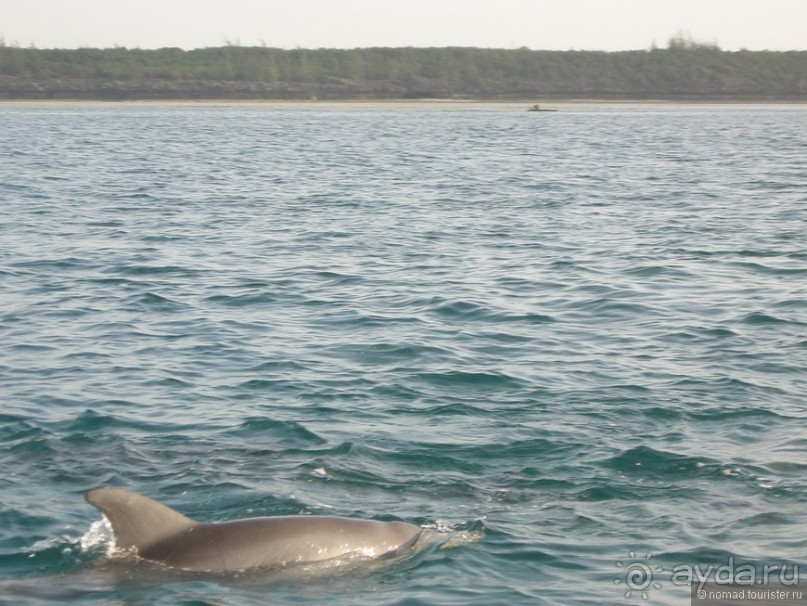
[{"left": 85, "top": 487, "right": 424, "bottom": 573}]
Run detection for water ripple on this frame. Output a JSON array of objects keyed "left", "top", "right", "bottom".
[{"left": 0, "top": 106, "right": 805, "bottom": 604}]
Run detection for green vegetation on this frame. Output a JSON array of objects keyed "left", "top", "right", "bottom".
[{"left": 0, "top": 43, "right": 805, "bottom": 100}]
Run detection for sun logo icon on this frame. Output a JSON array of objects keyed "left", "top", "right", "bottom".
[{"left": 615, "top": 552, "right": 663, "bottom": 600}]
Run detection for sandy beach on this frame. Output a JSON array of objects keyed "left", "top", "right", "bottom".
[{"left": 1, "top": 99, "right": 806, "bottom": 111}]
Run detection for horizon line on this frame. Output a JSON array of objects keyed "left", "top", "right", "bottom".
[{"left": 2, "top": 42, "right": 805, "bottom": 53}]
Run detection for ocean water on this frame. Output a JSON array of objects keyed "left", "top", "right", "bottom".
[{"left": 0, "top": 104, "right": 805, "bottom": 605}]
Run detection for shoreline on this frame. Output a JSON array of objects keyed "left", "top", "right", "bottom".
[{"left": 1, "top": 99, "right": 806, "bottom": 111}]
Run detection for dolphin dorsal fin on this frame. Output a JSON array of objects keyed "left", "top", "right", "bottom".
[{"left": 85, "top": 487, "right": 196, "bottom": 553}]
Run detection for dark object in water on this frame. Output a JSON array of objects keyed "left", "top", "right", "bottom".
[{"left": 527, "top": 104, "right": 558, "bottom": 112}]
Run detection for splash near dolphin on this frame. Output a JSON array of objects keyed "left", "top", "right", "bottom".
[{"left": 85, "top": 487, "right": 425, "bottom": 573}]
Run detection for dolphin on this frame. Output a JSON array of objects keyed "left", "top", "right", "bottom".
[{"left": 85, "top": 487, "right": 424, "bottom": 573}]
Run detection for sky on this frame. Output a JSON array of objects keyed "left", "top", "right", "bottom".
[{"left": 1, "top": 0, "right": 805, "bottom": 52}]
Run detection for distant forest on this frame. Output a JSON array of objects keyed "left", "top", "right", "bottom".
[{"left": 1, "top": 42, "right": 805, "bottom": 100}]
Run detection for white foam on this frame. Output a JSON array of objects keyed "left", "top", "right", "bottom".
[{"left": 79, "top": 516, "right": 116, "bottom": 556}]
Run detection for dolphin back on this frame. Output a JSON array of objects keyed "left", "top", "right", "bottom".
[
  {"left": 85, "top": 487, "right": 196, "bottom": 553},
  {"left": 85, "top": 487, "right": 426, "bottom": 573}
]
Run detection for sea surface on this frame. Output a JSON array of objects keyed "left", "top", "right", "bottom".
[{"left": 0, "top": 104, "right": 805, "bottom": 605}]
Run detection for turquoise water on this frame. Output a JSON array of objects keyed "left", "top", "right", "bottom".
[{"left": 0, "top": 106, "right": 805, "bottom": 605}]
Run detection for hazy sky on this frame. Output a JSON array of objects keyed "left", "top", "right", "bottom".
[{"left": 1, "top": 0, "right": 804, "bottom": 51}]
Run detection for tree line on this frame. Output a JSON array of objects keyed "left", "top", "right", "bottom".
[{"left": 0, "top": 44, "right": 805, "bottom": 100}]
